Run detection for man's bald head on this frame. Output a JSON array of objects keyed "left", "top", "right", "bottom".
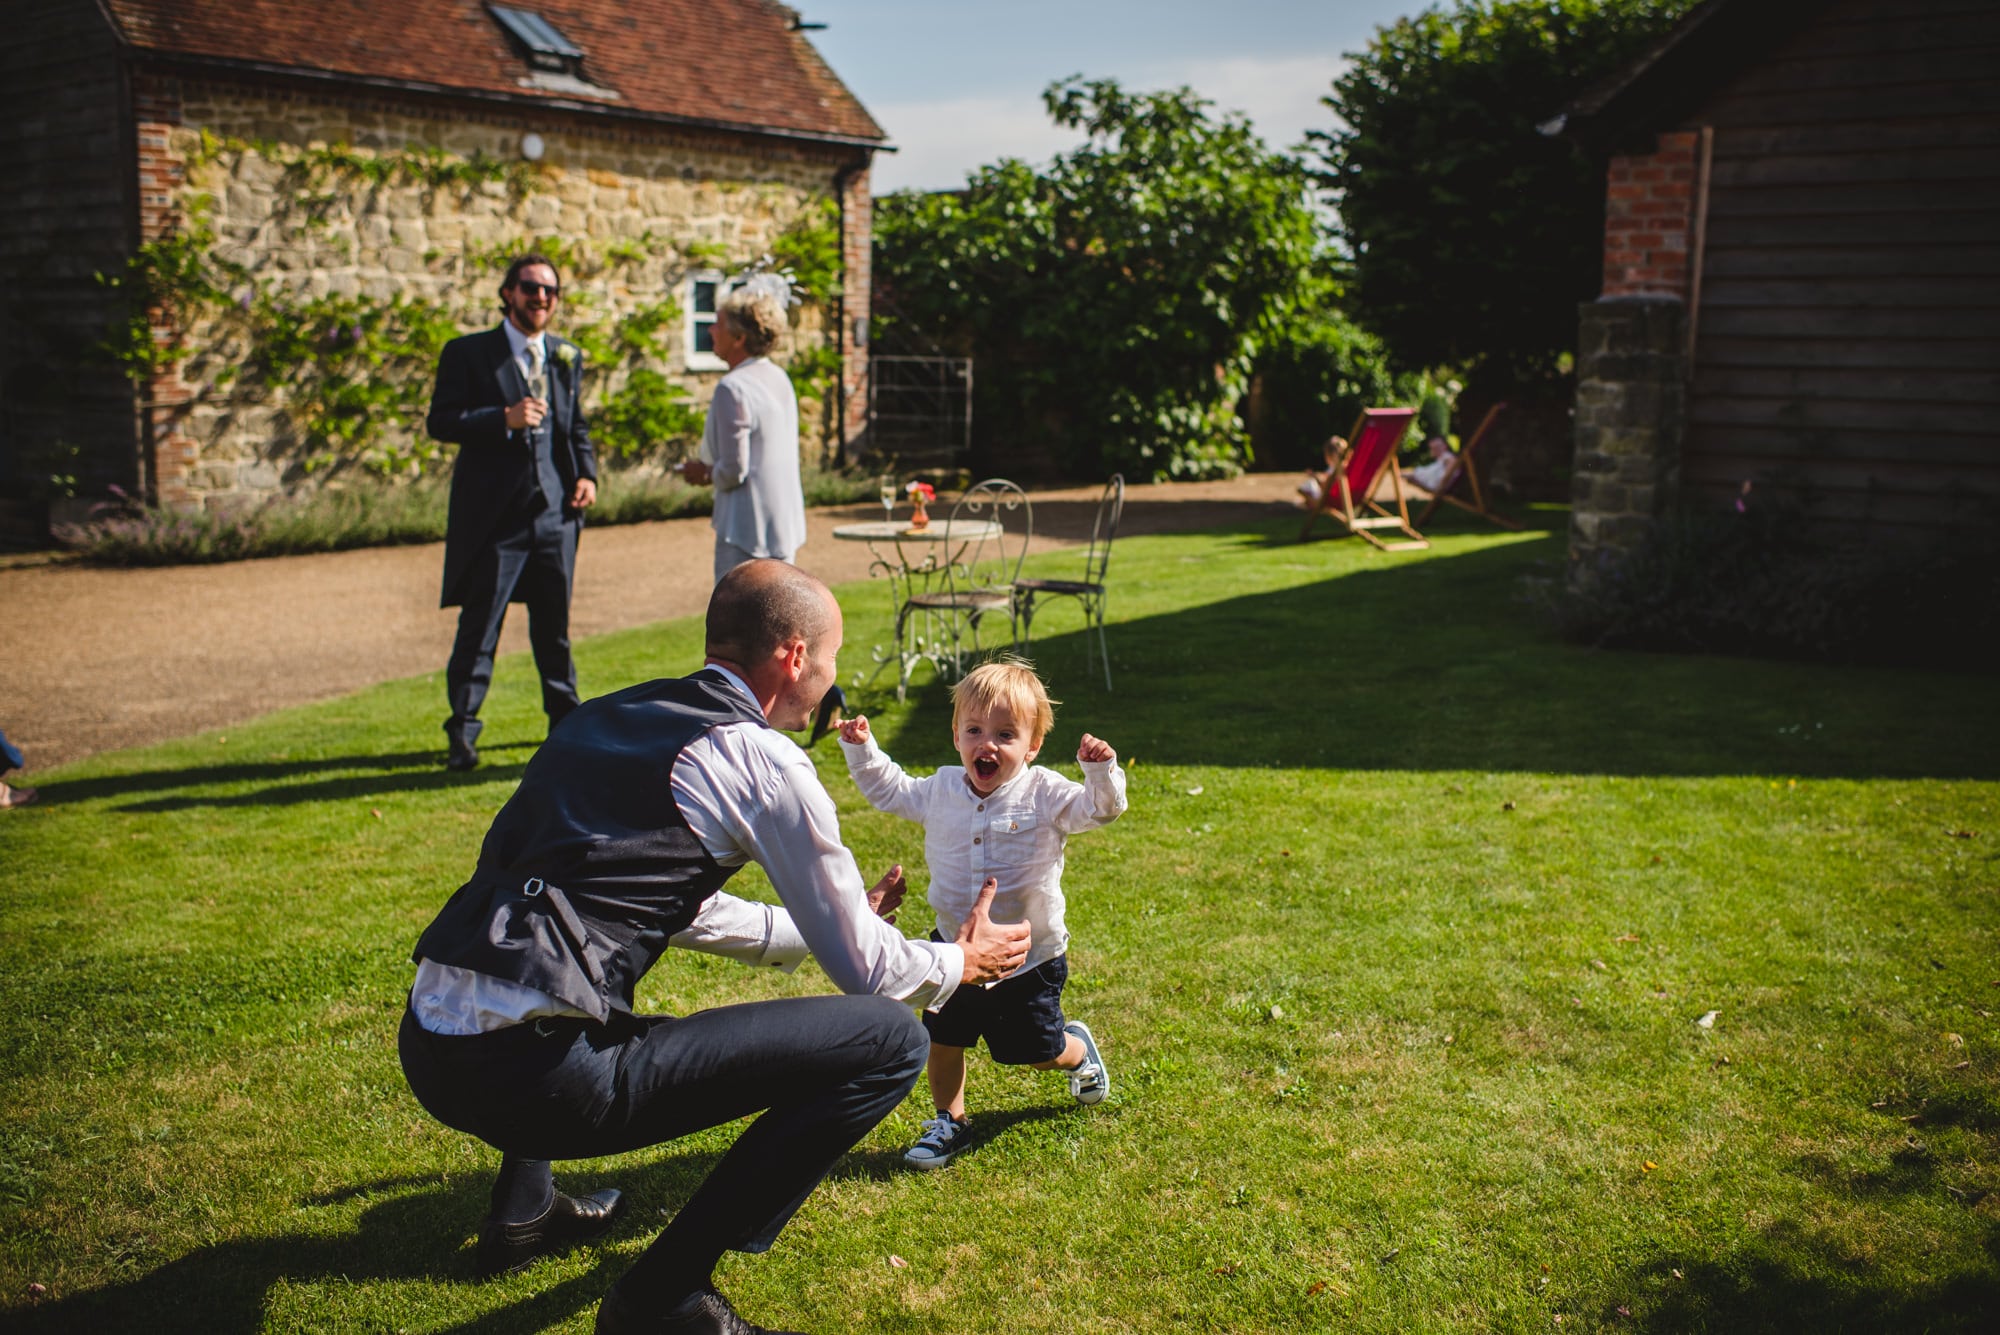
[{"left": 706, "top": 560, "right": 839, "bottom": 665}]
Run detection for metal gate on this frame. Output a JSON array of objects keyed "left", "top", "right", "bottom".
[{"left": 864, "top": 355, "right": 972, "bottom": 471}]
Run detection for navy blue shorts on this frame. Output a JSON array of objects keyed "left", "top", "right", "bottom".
[{"left": 923, "top": 935, "right": 1069, "bottom": 1065}]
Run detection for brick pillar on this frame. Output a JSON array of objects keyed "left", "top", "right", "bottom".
[
  {"left": 1568, "top": 297, "right": 1686, "bottom": 588},
  {"left": 1602, "top": 131, "right": 1698, "bottom": 299},
  {"left": 837, "top": 158, "right": 872, "bottom": 461},
  {"left": 131, "top": 75, "right": 197, "bottom": 509},
  {"left": 1567, "top": 128, "right": 1703, "bottom": 587}
]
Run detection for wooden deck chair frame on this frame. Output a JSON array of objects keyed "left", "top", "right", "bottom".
[
  {"left": 1298, "top": 407, "right": 1427, "bottom": 550},
  {"left": 1408, "top": 402, "right": 1521, "bottom": 531},
  {"left": 1013, "top": 473, "right": 1125, "bottom": 690}
]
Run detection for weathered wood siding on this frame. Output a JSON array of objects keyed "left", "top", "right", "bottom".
[
  {"left": 0, "top": 0, "right": 140, "bottom": 507},
  {"left": 1683, "top": 0, "right": 2000, "bottom": 530}
]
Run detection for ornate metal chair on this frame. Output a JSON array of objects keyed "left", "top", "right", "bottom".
[
  {"left": 1013, "top": 474, "right": 1124, "bottom": 689},
  {"left": 899, "top": 478, "right": 1032, "bottom": 682}
]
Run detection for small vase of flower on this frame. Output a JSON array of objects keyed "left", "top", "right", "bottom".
[{"left": 905, "top": 480, "right": 935, "bottom": 530}]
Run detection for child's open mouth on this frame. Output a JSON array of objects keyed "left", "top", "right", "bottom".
[{"left": 974, "top": 757, "right": 1000, "bottom": 782}]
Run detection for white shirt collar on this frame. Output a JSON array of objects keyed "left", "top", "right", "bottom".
[
  {"left": 700, "top": 662, "right": 761, "bottom": 711},
  {"left": 503, "top": 319, "right": 546, "bottom": 364}
]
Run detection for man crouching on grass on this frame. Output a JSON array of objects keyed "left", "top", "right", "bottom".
[{"left": 399, "top": 560, "right": 1030, "bottom": 1334}]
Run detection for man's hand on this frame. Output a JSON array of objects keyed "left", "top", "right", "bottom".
[
  {"left": 505, "top": 396, "right": 547, "bottom": 431},
  {"left": 955, "top": 877, "right": 1030, "bottom": 985},
  {"left": 1078, "top": 733, "right": 1116, "bottom": 764},
  {"left": 570, "top": 477, "right": 597, "bottom": 510},
  {"left": 679, "top": 459, "right": 714, "bottom": 486},
  {"left": 838, "top": 714, "right": 872, "bottom": 746},
  {"left": 867, "top": 864, "right": 905, "bottom": 924}
]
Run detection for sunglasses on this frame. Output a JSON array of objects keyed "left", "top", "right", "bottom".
[{"left": 514, "top": 280, "right": 561, "bottom": 298}]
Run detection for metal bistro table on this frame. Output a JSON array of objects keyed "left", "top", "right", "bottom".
[{"left": 831, "top": 517, "right": 1005, "bottom": 700}]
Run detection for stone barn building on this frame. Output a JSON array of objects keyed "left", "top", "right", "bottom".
[
  {"left": 1561, "top": 0, "right": 2000, "bottom": 577},
  {"left": 0, "top": 0, "right": 884, "bottom": 530}
]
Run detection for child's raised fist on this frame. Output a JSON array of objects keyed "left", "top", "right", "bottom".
[
  {"left": 838, "top": 715, "right": 872, "bottom": 746},
  {"left": 1077, "top": 733, "right": 1115, "bottom": 765}
]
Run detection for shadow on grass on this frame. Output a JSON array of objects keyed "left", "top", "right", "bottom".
[
  {"left": 1600, "top": 1218, "right": 2000, "bottom": 1332},
  {"left": 37, "top": 743, "right": 540, "bottom": 813},
  {"left": 10, "top": 1149, "right": 738, "bottom": 1334},
  {"left": 903, "top": 527, "right": 2000, "bottom": 781}
]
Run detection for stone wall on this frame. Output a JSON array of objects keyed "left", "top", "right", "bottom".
[
  {"left": 139, "top": 74, "right": 867, "bottom": 511},
  {"left": 1568, "top": 296, "right": 1686, "bottom": 586}
]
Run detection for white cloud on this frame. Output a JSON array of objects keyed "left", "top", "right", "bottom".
[
  {"left": 867, "top": 53, "right": 1349, "bottom": 194},
  {"left": 869, "top": 95, "right": 1088, "bottom": 194}
]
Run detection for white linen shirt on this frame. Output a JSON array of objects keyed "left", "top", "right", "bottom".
[
  {"left": 411, "top": 666, "right": 965, "bottom": 1034},
  {"left": 840, "top": 735, "right": 1127, "bottom": 977}
]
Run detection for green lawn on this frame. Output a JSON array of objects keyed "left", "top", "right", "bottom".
[{"left": 4, "top": 512, "right": 1996, "bottom": 1333}]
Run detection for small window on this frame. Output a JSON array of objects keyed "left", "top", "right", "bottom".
[
  {"left": 489, "top": 5, "right": 585, "bottom": 75},
  {"left": 686, "top": 271, "right": 740, "bottom": 371}
]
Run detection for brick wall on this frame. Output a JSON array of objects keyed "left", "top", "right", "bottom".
[
  {"left": 1600, "top": 131, "right": 1698, "bottom": 300},
  {"left": 838, "top": 160, "right": 872, "bottom": 455}
]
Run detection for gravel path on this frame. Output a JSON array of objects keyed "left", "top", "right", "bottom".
[{"left": 1, "top": 473, "right": 1300, "bottom": 771}]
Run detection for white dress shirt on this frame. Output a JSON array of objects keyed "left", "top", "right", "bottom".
[
  {"left": 501, "top": 319, "right": 548, "bottom": 387},
  {"left": 841, "top": 735, "right": 1127, "bottom": 977},
  {"left": 411, "top": 666, "right": 964, "bottom": 1033}
]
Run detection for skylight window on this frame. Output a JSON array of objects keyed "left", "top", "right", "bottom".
[{"left": 489, "top": 5, "right": 585, "bottom": 75}]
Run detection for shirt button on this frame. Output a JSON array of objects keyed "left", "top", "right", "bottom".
[
  {"left": 977, "top": 803, "right": 985, "bottom": 811},
  {"left": 973, "top": 836, "right": 982, "bottom": 844}
]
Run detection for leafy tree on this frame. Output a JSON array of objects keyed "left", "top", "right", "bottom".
[
  {"left": 875, "top": 78, "right": 1321, "bottom": 480},
  {"left": 1305, "top": 0, "right": 1695, "bottom": 391}
]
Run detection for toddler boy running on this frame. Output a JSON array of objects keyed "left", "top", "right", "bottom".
[{"left": 838, "top": 659, "right": 1127, "bottom": 1169}]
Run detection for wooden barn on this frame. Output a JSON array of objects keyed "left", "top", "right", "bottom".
[{"left": 1562, "top": 0, "right": 2000, "bottom": 572}]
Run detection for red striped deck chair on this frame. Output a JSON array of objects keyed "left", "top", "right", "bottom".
[{"left": 1298, "top": 407, "right": 1426, "bottom": 550}]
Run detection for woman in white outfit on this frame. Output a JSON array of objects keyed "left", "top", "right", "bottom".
[{"left": 681, "top": 284, "right": 806, "bottom": 584}]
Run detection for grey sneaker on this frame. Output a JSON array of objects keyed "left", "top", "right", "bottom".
[
  {"left": 1064, "top": 1020, "right": 1110, "bottom": 1104},
  {"left": 903, "top": 1110, "right": 970, "bottom": 1170}
]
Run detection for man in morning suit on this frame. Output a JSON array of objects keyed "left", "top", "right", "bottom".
[
  {"left": 428, "top": 254, "right": 599, "bottom": 770},
  {"left": 400, "top": 560, "right": 1031, "bottom": 1334}
]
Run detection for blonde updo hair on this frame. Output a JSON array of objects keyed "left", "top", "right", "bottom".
[{"left": 717, "top": 287, "right": 788, "bottom": 357}]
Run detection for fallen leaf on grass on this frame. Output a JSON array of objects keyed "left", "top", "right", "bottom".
[
  {"left": 1186, "top": 785, "right": 1204, "bottom": 796},
  {"left": 888, "top": 1254, "right": 908, "bottom": 1269},
  {"left": 27, "top": 1283, "right": 46, "bottom": 1298},
  {"left": 1954, "top": 1060, "right": 1971, "bottom": 1070},
  {"left": 1379, "top": 1248, "right": 1400, "bottom": 1264},
  {"left": 1616, "top": 1305, "right": 1632, "bottom": 1318},
  {"left": 1443, "top": 1034, "right": 1455, "bottom": 1045},
  {"left": 1949, "top": 829, "right": 1976, "bottom": 839},
  {"left": 1946, "top": 1032, "right": 1964, "bottom": 1046},
  {"left": 1502, "top": 801, "right": 1516, "bottom": 811},
  {"left": 1642, "top": 1160, "right": 1657, "bottom": 1173},
  {"left": 1591, "top": 960, "right": 1608, "bottom": 971},
  {"left": 1614, "top": 933, "right": 1640, "bottom": 943},
  {"left": 1696, "top": 1011, "right": 1718, "bottom": 1028},
  {"left": 1672, "top": 1269, "right": 1683, "bottom": 1280},
  {"left": 1280, "top": 849, "right": 1291, "bottom": 856},
  {"left": 1871, "top": 1100, "right": 1889, "bottom": 1108},
  {"left": 370, "top": 808, "right": 382, "bottom": 820}
]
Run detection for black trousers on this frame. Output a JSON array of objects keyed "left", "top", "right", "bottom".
[
  {"left": 399, "top": 993, "right": 927, "bottom": 1256},
  {"left": 445, "top": 506, "right": 581, "bottom": 746}
]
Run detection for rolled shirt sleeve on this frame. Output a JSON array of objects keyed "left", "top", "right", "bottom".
[{"left": 674, "top": 721, "right": 963, "bottom": 1011}]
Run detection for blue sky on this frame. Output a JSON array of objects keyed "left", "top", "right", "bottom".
[{"left": 803, "top": 0, "right": 1419, "bottom": 193}]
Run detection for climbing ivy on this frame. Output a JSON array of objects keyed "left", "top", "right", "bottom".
[{"left": 94, "top": 136, "right": 849, "bottom": 480}]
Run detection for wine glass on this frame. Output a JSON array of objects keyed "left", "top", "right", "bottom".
[{"left": 880, "top": 479, "right": 897, "bottom": 521}]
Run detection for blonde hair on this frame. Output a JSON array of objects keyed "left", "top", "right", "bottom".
[
  {"left": 951, "top": 657, "right": 1056, "bottom": 746},
  {"left": 717, "top": 287, "right": 787, "bottom": 356}
]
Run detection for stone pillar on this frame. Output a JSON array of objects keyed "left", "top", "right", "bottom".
[{"left": 1568, "top": 296, "right": 1686, "bottom": 588}]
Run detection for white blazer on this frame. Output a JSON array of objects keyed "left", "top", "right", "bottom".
[{"left": 701, "top": 357, "right": 806, "bottom": 559}]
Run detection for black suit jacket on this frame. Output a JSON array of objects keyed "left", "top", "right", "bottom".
[{"left": 427, "top": 325, "right": 599, "bottom": 608}]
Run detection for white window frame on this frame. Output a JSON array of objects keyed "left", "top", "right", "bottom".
[{"left": 685, "top": 270, "right": 741, "bottom": 371}]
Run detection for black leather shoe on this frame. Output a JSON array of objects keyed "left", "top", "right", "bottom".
[
  {"left": 476, "top": 1187, "right": 624, "bottom": 1275},
  {"left": 446, "top": 737, "right": 479, "bottom": 771},
  {"left": 595, "top": 1284, "right": 805, "bottom": 1334},
  {"left": 807, "top": 685, "right": 846, "bottom": 746}
]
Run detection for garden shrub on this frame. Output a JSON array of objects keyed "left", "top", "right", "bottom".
[{"left": 1561, "top": 489, "right": 2000, "bottom": 670}]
